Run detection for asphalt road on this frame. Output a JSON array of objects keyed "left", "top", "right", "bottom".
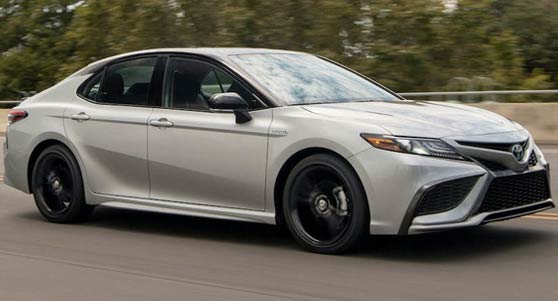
[{"left": 0, "top": 138, "right": 556, "bottom": 300}]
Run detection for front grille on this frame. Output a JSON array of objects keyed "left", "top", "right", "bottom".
[
  {"left": 458, "top": 140, "right": 528, "bottom": 152},
  {"left": 476, "top": 171, "right": 550, "bottom": 213},
  {"left": 415, "top": 176, "right": 479, "bottom": 216},
  {"left": 474, "top": 158, "right": 508, "bottom": 172},
  {"left": 473, "top": 151, "right": 537, "bottom": 172},
  {"left": 528, "top": 151, "right": 538, "bottom": 167}
]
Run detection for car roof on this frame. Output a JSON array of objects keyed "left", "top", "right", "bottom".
[
  {"left": 74, "top": 48, "right": 306, "bottom": 77},
  {"left": 97, "top": 48, "right": 302, "bottom": 65}
]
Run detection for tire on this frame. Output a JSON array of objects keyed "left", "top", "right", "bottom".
[
  {"left": 282, "top": 153, "right": 369, "bottom": 254},
  {"left": 31, "top": 144, "right": 93, "bottom": 223}
]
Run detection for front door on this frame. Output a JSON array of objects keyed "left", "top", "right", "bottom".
[{"left": 148, "top": 57, "right": 271, "bottom": 210}]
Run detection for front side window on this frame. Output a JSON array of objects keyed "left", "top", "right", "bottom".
[
  {"left": 230, "top": 53, "right": 399, "bottom": 105},
  {"left": 98, "top": 57, "right": 157, "bottom": 106},
  {"left": 165, "top": 58, "right": 259, "bottom": 110}
]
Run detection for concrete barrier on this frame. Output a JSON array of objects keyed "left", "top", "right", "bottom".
[
  {"left": 1, "top": 103, "right": 557, "bottom": 143},
  {"left": 0, "top": 109, "right": 7, "bottom": 135},
  {"left": 470, "top": 103, "right": 558, "bottom": 145}
]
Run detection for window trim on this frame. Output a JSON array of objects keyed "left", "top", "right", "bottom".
[{"left": 76, "top": 54, "right": 164, "bottom": 108}]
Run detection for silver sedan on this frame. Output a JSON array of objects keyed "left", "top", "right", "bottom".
[{"left": 3, "top": 48, "right": 554, "bottom": 254}]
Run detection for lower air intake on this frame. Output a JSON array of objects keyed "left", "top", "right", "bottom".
[
  {"left": 415, "top": 176, "right": 479, "bottom": 216},
  {"left": 476, "top": 170, "right": 550, "bottom": 213}
]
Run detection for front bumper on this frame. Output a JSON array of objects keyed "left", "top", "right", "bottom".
[
  {"left": 349, "top": 131, "right": 554, "bottom": 235},
  {"left": 408, "top": 200, "right": 553, "bottom": 233},
  {"left": 406, "top": 167, "right": 553, "bottom": 234}
]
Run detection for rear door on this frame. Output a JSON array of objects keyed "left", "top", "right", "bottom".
[
  {"left": 65, "top": 56, "right": 165, "bottom": 198},
  {"left": 147, "top": 57, "right": 272, "bottom": 210}
]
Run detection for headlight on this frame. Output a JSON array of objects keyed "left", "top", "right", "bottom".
[{"left": 361, "top": 134, "right": 465, "bottom": 160}]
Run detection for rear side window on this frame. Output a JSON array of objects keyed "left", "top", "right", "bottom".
[
  {"left": 80, "top": 72, "right": 103, "bottom": 101},
  {"left": 98, "top": 57, "right": 157, "bottom": 106}
]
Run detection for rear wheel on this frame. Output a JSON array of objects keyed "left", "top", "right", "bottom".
[
  {"left": 283, "top": 154, "right": 369, "bottom": 254},
  {"left": 32, "top": 145, "right": 93, "bottom": 223}
]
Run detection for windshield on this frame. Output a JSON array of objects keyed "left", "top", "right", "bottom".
[{"left": 230, "top": 53, "right": 399, "bottom": 105}]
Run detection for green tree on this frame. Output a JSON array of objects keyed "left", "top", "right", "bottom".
[
  {"left": 1, "top": 0, "right": 557, "bottom": 100},
  {"left": 0, "top": 0, "right": 76, "bottom": 97},
  {"left": 494, "top": 0, "right": 558, "bottom": 87}
]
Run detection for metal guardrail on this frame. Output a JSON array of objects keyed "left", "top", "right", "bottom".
[
  {"left": 1, "top": 90, "right": 557, "bottom": 106},
  {"left": 399, "top": 89, "right": 558, "bottom": 102},
  {"left": 399, "top": 90, "right": 558, "bottom": 97},
  {"left": 0, "top": 100, "right": 21, "bottom": 108}
]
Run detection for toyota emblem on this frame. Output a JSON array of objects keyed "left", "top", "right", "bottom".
[{"left": 510, "top": 144, "right": 524, "bottom": 161}]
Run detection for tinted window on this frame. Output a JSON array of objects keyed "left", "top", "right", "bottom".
[
  {"left": 98, "top": 57, "right": 157, "bottom": 105},
  {"left": 165, "top": 58, "right": 260, "bottom": 110},
  {"left": 215, "top": 70, "right": 233, "bottom": 91},
  {"left": 80, "top": 72, "right": 103, "bottom": 101},
  {"left": 200, "top": 70, "right": 222, "bottom": 95},
  {"left": 230, "top": 53, "right": 399, "bottom": 105}
]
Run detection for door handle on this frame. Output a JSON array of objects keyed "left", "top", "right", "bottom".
[
  {"left": 70, "top": 112, "right": 90, "bottom": 121},
  {"left": 150, "top": 118, "right": 174, "bottom": 128}
]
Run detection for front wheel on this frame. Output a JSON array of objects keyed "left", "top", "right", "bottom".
[
  {"left": 32, "top": 145, "right": 93, "bottom": 223},
  {"left": 283, "top": 154, "right": 369, "bottom": 254}
]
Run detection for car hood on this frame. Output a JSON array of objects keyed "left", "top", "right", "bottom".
[{"left": 302, "top": 100, "right": 523, "bottom": 138}]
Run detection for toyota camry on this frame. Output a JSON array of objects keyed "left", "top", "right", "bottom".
[{"left": 3, "top": 48, "right": 554, "bottom": 254}]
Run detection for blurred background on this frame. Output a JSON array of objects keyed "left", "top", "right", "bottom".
[{"left": 0, "top": 0, "right": 557, "bottom": 102}]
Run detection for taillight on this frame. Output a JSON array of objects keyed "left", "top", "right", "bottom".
[{"left": 7, "top": 109, "right": 28, "bottom": 126}]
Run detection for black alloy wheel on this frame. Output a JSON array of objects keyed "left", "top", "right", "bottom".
[
  {"left": 32, "top": 145, "right": 93, "bottom": 223},
  {"left": 283, "top": 154, "right": 369, "bottom": 254}
]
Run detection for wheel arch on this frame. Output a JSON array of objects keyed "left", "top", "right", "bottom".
[
  {"left": 273, "top": 147, "right": 367, "bottom": 225},
  {"left": 27, "top": 138, "right": 81, "bottom": 193}
]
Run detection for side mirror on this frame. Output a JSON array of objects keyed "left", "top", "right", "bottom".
[{"left": 208, "top": 93, "right": 252, "bottom": 124}]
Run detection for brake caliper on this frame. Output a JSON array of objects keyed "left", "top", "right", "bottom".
[{"left": 332, "top": 186, "right": 349, "bottom": 216}]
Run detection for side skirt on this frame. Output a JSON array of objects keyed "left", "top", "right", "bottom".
[{"left": 90, "top": 194, "right": 276, "bottom": 225}]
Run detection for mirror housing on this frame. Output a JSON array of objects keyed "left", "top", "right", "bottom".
[{"left": 208, "top": 93, "right": 252, "bottom": 124}]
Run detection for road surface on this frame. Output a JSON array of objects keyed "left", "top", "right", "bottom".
[{"left": 0, "top": 137, "right": 556, "bottom": 300}]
